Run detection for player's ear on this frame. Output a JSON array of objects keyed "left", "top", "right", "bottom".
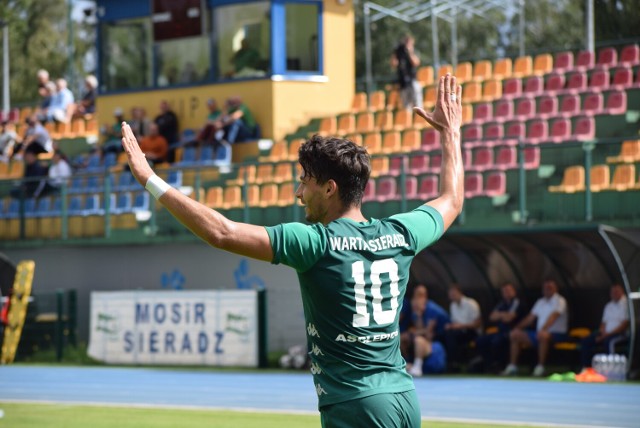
[{"left": 324, "top": 179, "right": 338, "bottom": 199}]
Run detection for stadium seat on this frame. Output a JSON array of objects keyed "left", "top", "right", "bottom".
[
  {"left": 416, "top": 66, "right": 435, "bottom": 86},
  {"left": 438, "top": 64, "right": 453, "bottom": 79},
  {"left": 523, "top": 76, "right": 544, "bottom": 96},
  {"left": 351, "top": 92, "right": 368, "bottom": 113},
  {"left": 533, "top": 53, "right": 553, "bottom": 76},
  {"left": 484, "top": 122, "right": 504, "bottom": 144},
  {"left": 472, "top": 102, "right": 493, "bottom": 123},
  {"left": 470, "top": 147, "right": 494, "bottom": 171},
  {"left": 258, "top": 184, "right": 279, "bottom": 207},
  {"left": 374, "top": 176, "right": 398, "bottom": 202},
  {"left": 254, "top": 164, "right": 273, "bottom": 184},
  {"left": 364, "top": 132, "right": 382, "bottom": 155},
  {"left": 408, "top": 154, "right": 429, "bottom": 176},
  {"left": 512, "top": 55, "right": 533, "bottom": 78},
  {"left": 227, "top": 165, "right": 256, "bottom": 186},
  {"left": 430, "top": 153, "right": 442, "bottom": 173},
  {"left": 602, "top": 90, "right": 627, "bottom": 115},
  {"left": 317, "top": 116, "right": 337, "bottom": 136},
  {"left": 611, "top": 66, "right": 633, "bottom": 89},
  {"left": 417, "top": 175, "right": 439, "bottom": 200},
  {"left": 494, "top": 146, "right": 517, "bottom": 170},
  {"left": 582, "top": 92, "right": 604, "bottom": 115},
  {"left": 463, "top": 81, "right": 483, "bottom": 103},
  {"left": 472, "top": 60, "right": 492, "bottom": 81},
  {"left": 356, "top": 112, "right": 375, "bottom": 133},
  {"left": 374, "top": 110, "right": 394, "bottom": 132},
  {"left": 549, "top": 118, "right": 571, "bottom": 143},
  {"left": 346, "top": 132, "right": 364, "bottom": 147},
  {"left": 545, "top": 72, "right": 566, "bottom": 93},
  {"left": 381, "top": 131, "right": 402, "bottom": 154},
  {"left": 368, "top": 91, "right": 386, "bottom": 111},
  {"left": 485, "top": 171, "right": 506, "bottom": 196},
  {"left": 504, "top": 121, "right": 526, "bottom": 145},
  {"left": 589, "top": 165, "right": 610, "bottom": 192},
  {"left": 286, "top": 139, "right": 304, "bottom": 162},
  {"left": 462, "top": 103, "right": 473, "bottom": 124},
  {"left": 619, "top": 44, "right": 639, "bottom": 66},
  {"left": 387, "top": 156, "right": 405, "bottom": 177},
  {"left": 132, "top": 192, "right": 150, "bottom": 212},
  {"left": 464, "top": 173, "right": 483, "bottom": 198},
  {"left": 524, "top": 146, "right": 540, "bottom": 169},
  {"left": 222, "top": 186, "right": 243, "bottom": 209},
  {"left": 8, "top": 160, "right": 24, "bottom": 179},
  {"left": 463, "top": 124, "right": 483, "bottom": 144},
  {"left": 572, "top": 116, "right": 595, "bottom": 141},
  {"left": 423, "top": 85, "right": 438, "bottom": 109},
  {"left": 597, "top": 47, "right": 618, "bottom": 68},
  {"left": 493, "top": 99, "right": 514, "bottom": 122},
  {"left": 575, "top": 50, "right": 595, "bottom": 70},
  {"left": 606, "top": 140, "right": 640, "bottom": 163},
  {"left": 609, "top": 164, "right": 636, "bottom": 191},
  {"left": 386, "top": 89, "right": 402, "bottom": 110},
  {"left": 553, "top": 51, "right": 574, "bottom": 72},
  {"left": 455, "top": 62, "right": 473, "bottom": 83},
  {"left": 403, "top": 176, "right": 418, "bottom": 200},
  {"left": 514, "top": 97, "right": 536, "bottom": 120},
  {"left": 393, "top": 109, "right": 413, "bottom": 130},
  {"left": 548, "top": 165, "right": 585, "bottom": 193},
  {"left": 565, "top": 71, "right": 588, "bottom": 93},
  {"left": 502, "top": 78, "right": 522, "bottom": 99},
  {"left": 336, "top": 113, "right": 355, "bottom": 135},
  {"left": 482, "top": 79, "right": 502, "bottom": 101},
  {"left": 0, "top": 162, "right": 9, "bottom": 179},
  {"left": 166, "top": 170, "right": 182, "bottom": 188},
  {"left": 401, "top": 130, "right": 422, "bottom": 152},
  {"left": 537, "top": 95, "right": 558, "bottom": 119},
  {"left": 370, "top": 157, "right": 389, "bottom": 178},
  {"left": 113, "top": 192, "right": 133, "bottom": 213},
  {"left": 259, "top": 140, "right": 287, "bottom": 163},
  {"left": 277, "top": 182, "right": 296, "bottom": 206},
  {"left": 362, "top": 179, "right": 375, "bottom": 202},
  {"left": 493, "top": 58, "right": 512, "bottom": 80},
  {"left": 422, "top": 129, "right": 439, "bottom": 151},
  {"left": 525, "top": 119, "right": 548, "bottom": 145},
  {"left": 559, "top": 94, "right": 581, "bottom": 117},
  {"left": 589, "top": 68, "right": 610, "bottom": 90}
]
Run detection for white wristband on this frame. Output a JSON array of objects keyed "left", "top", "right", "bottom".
[{"left": 145, "top": 175, "right": 171, "bottom": 200}]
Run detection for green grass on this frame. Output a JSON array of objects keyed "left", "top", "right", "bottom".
[{"left": 0, "top": 403, "right": 533, "bottom": 428}]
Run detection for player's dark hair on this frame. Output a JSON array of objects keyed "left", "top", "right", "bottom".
[{"left": 298, "top": 135, "right": 371, "bottom": 207}]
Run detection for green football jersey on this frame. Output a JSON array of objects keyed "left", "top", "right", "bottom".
[{"left": 266, "top": 205, "right": 444, "bottom": 408}]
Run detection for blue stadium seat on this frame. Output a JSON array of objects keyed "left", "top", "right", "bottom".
[
  {"left": 213, "top": 140, "right": 232, "bottom": 166},
  {"left": 68, "top": 196, "right": 84, "bottom": 215},
  {"left": 86, "top": 176, "right": 102, "bottom": 193},
  {"left": 114, "top": 192, "right": 132, "bottom": 214},
  {"left": 166, "top": 170, "right": 182, "bottom": 187},
  {"left": 85, "top": 153, "right": 103, "bottom": 173},
  {"left": 103, "top": 152, "right": 117, "bottom": 169},
  {"left": 132, "top": 192, "right": 150, "bottom": 212},
  {"left": 179, "top": 147, "right": 197, "bottom": 165},
  {"left": 68, "top": 176, "right": 85, "bottom": 194},
  {"left": 35, "top": 197, "right": 52, "bottom": 217},
  {"left": 83, "top": 194, "right": 103, "bottom": 215},
  {"left": 23, "top": 198, "right": 38, "bottom": 218},
  {"left": 199, "top": 146, "right": 215, "bottom": 164}
]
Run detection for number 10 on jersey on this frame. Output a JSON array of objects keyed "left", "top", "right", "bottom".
[{"left": 351, "top": 258, "right": 400, "bottom": 327}]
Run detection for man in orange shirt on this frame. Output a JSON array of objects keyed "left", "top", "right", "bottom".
[{"left": 139, "top": 123, "right": 169, "bottom": 164}]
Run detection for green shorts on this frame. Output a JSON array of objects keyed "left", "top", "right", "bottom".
[{"left": 320, "top": 390, "right": 421, "bottom": 428}]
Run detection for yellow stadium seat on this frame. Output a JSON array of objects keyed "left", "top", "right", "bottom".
[
  {"left": 277, "top": 182, "right": 296, "bottom": 206},
  {"left": 356, "top": 112, "right": 375, "bottom": 133},
  {"left": 472, "top": 60, "right": 493, "bottom": 81},
  {"left": 462, "top": 103, "right": 473, "bottom": 124},
  {"left": 69, "top": 118, "right": 86, "bottom": 138},
  {"left": 454, "top": 62, "right": 473, "bottom": 83},
  {"left": 259, "top": 140, "right": 288, "bottom": 163},
  {"left": 438, "top": 64, "right": 453, "bottom": 79},
  {"left": 401, "top": 130, "right": 421, "bottom": 152},
  {"left": 533, "top": 53, "right": 553, "bottom": 76},
  {"left": 386, "top": 90, "right": 401, "bottom": 110},
  {"left": 364, "top": 132, "right": 382, "bottom": 155},
  {"left": 370, "top": 157, "right": 390, "bottom": 178},
  {"left": 351, "top": 92, "right": 368, "bottom": 112},
  {"left": 222, "top": 186, "right": 243, "bottom": 210},
  {"left": 346, "top": 133, "right": 363, "bottom": 146},
  {"left": 381, "top": 131, "right": 402, "bottom": 154},
  {"left": 255, "top": 164, "right": 274, "bottom": 184},
  {"left": 316, "top": 116, "right": 337, "bottom": 136},
  {"left": 423, "top": 85, "right": 438, "bottom": 109},
  {"left": 85, "top": 118, "right": 99, "bottom": 136},
  {"left": 368, "top": 91, "right": 385, "bottom": 112},
  {"left": 205, "top": 186, "right": 223, "bottom": 209},
  {"left": 246, "top": 185, "right": 261, "bottom": 207},
  {"left": 493, "top": 58, "right": 513, "bottom": 80},
  {"left": 416, "top": 66, "right": 434, "bottom": 86},
  {"left": 259, "top": 184, "right": 279, "bottom": 207},
  {"left": 462, "top": 81, "right": 482, "bottom": 103},
  {"left": 8, "top": 160, "right": 24, "bottom": 179},
  {"left": 482, "top": 79, "right": 502, "bottom": 102},
  {"left": 606, "top": 140, "right": 640, "bottom": 163},
  {"left": 548, "top": 165, "right": 585, "bottom": 193},
  {"left": 512, "top": 55, "right": 533, "bottom": 78},
  {"left": 337, "top": 113, "right": 356, "bottom": 135},
  {"left": 287, "top": 139, "right": 305, "bottom": 161},
  {"left": 19, "top": 107, "right": 33, "bottom": 123},
  {"left": 608, "top": 164, "right": 636, "bottom": 191},
  {"left": 393, "top": 109, "right": 413, "bottom": 130},
  {"left": 589, "top": 165, "right": 610, "bottom": 192},
  {"left": 375, "top": 111, "right": 394, "bottom": 132},
  {"left": 226, "top": 165, "right": 256, "bottom": 186},
  {"left": 0, "top": 162, "right": 9, "bottom": 179},
  {"left": 273, "top": 162, "right": 294, "bottom": 183}
]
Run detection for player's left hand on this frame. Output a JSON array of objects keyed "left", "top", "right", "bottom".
[{"left": 121, "top": 121, "right": 154, "bottom": 185}]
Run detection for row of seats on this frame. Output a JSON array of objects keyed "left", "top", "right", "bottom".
[
  {"left": 607, "top": 140, "right": 640, "bottom": 164},
  {"left": 0, "top": 160, "right": 25, "bottom": 180},
  {"left": 205, "top": 182, "right": 297, "bottom": 210},
  {"left": 549, "top": 163, "right": 639, "bottom": 193}
]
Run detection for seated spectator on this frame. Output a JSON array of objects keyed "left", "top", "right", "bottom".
[
  {"left": 184, "top": 98, "right": 226, "bottom": 149},
  {"left": 400, "top": 284, "right": 450, "bottom": 376},
  {"left": 37, "top": 81, "right": 57, "bottom": 119},
  {"left": 13, "top": 115, "right": 52, "bottom": 157},
  {"left": 72, "top": 74, "right": 98, "bottom": 118},
  {"left": 36, "top": 69, "right": 50, "bottom": 98},
  {"left": 502, "top": 279, "right": 569, "bottom": 377},
  {"left": 44, "top": 78, "right": 75, "bottom": 123},
  {"left": 580, "top": 283, "right": 630, "bottom": 370},
  {"left": 10, "top": 151, "right": 48, "bottom": 199},
  {"left": 0, "top": 121, "right": 18, "bottom": 162},
  {"left": 101, "top": 108, "right": 126, "bottom": 156},
  {"left": 231, "top": 39, "right": 261, "bottom": 76},
  {"left": 129, "top": 107, "right": 152, "bottom": 140},
  {"left": 471, "top": 283, "right": 527, "bottom": 373},
  {"left": 222, "top": 96, "right": 258, "bottom": 144},
  {"left": 444, "top": 283, "right": 482, "bottom": 370},
  {"left": 139, "top": 123, "right": 169, "bottom": 164},
  {"left": 154, "top": 100, "right": 179, "bottom": 162},
  {"left": 40, "top": 150, "right": 72, "bottom": 197}
]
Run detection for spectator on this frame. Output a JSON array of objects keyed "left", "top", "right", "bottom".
[
  {"left": 40, "top": 150, "right": 72, "bottom": 197},
  {"left": 580, "top": 283, "right": 630, "bottom": 370},
  {"left": 72, "top": 74, "right": 98, "bottom": 118},
  {"left": 129, "top": 107, "right": 152, "bottom": 140},
  {"left": 179, "top": 62, "right": 198, "bottom": 84},
  {"left": 185, "top": 98, "right": 226, "bottom": 149},
  {"left": 502, "top": 279, "right": 569, "bottom": 377},
  {"left": 222, "top": 96, "right": 258, "bottom": 144},
  {"left": 101, "top": 108, "right": 126, "bottom": 156},
  {"left": 391, "top": 34, "right": 423, "bottom": 109},
  {"left": 154, "top": 100, "right": 179, "bottom": 161},
  {"left": 472, "top": 283, "right": 526, "bottom": 373},
  {"left": 14, "top": 115, "right": 52, "bottom": 157},
  {"left": 231, "top": 39, "right": 261, "bottom": 75},
  {"left": 139, "top": 123, "right": 169, "bottom": 164},
  {"left": 37, "top": 81, "right": 57, "bottom": 119},
  {"left": 10, "top": 151, "right": 48, "bottom": 199},
  {"left": 45, "top": 78, "right": 75, "bottom": 123},
  {"left": 444, "top": 283, "right": 482, "bottom": 370},
  {"left": 400, "top": 284, "right": 450, "bottom": 377},
  {"left": 36, "top": 69, "right": 50, "bottom": 98},
  {"left": 0, "top": 121, "right": 18, "bottom": 162}
]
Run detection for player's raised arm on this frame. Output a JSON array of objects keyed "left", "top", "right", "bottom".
[
  {"left": 120, "top": 122, "right": 273, "bottom": 262},
  {"left": 414, "top": 74, "right": 464, "bottom": 231}
]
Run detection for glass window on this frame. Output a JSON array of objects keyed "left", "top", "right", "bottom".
[
  {"left": 215, "top": 2, "right": 271, "bottom": 79},
  {"left": 101, "top": 18, "right": 153, "bottom": 92},
  {"left": 156, "top": 36, "right": 211, "bottom": 86},
  {"left": 285, "top": 3, "right": 319, "bottom": 72}
]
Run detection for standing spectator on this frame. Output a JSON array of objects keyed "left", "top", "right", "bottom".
[
  {"left": 444, "top": 284, "right": 482, "bottom": 370},
  {"left": 129, "top": 107, "right": 152, "bottom": 140},
  {"left": 231, "top": 39, "right": 261, "bottom": 76},
  {"left": 472, "top": 283, "right": 526, "bottom": 373},
  {"left": 502, "top": 279, "right": 569, "bottom": 377},
  {"left": 72, "top": 74, "right": 98, "bottom": 118},
  {"left": 40, "top": 150, "right": 72, "bottom": 197},
  {"left": 580, "top": 283, "right": 630, "bottom": 369},
  {"left": 400, "top": 284, "right": 450, "bottom": 377},
  {"left": 391, "top": 35, "right": 423, "bottom": 109},
  {"left": 139, "top": 123, "right": 169, "bottom": 164},
  {"left": 36, "top": 69, "right": 50, "bottom": 98},
  {"left": 154, "top": 100, "right": 179, "bottom": 162},
  {"left": 10, "top": 151, "right": 48, "bottom": 199},
  {"left": 45, "top": 79, "right": 75, "bottom": 123},
  {"left": 0, "top": 121, "right": 18, "bottom": 162},
  {"left": 222, "top": 96, "right": 258, "bottom": 144}
]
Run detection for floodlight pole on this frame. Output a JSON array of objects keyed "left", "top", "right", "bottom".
[
  {"left": 1, "top": 20, "right": 9, "bottom": 114},
  {"left": 586, "top": 0, "right": 594, "bottom": 53},
  {"left": 364, "top": 2, "right": 373, "bottom": 95},
  {"left": 451, "top": 5, "right": 458, "bottom": 69},
  {"left": 431, "top": 0, "right": 440, "bottom": 69}
]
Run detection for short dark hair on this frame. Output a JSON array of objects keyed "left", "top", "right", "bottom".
[{"left": 298, "top": 135, "right": 370, "bottom": 207}]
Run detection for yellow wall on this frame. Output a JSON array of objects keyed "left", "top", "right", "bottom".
[{"left": 96, "top": 0, "right": 355, "bottom": 144}]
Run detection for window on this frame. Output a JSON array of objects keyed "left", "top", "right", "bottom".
[
  {"left": 156, "top": 36, "right": 211, "bottom": 86},
  {"left": 101, "top": 18, "right": 153, "bottom": 92},
  {"left": 215, "top": 2, "right": 271, "bottom": 79},
  {"left": 285, "top": 3, "right": 319, "bottom": 72}
]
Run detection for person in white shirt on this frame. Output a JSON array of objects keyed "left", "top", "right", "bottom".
[
  {"left": 502, "top": 279, "right": 568, "bottom": 377},
  {"left": 580, "top": 283, "right": 630, "bottom": 369},
  {"left": 38, "top": 150, "right": 72, "bottom": 197},
  {"left": 444, "top": 283, "right": 482, "bottom": 370}
]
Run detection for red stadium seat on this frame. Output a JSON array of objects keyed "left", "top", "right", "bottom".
[
  {"left": 524, "top": 146, "right": 541, "bottom": 169},
  {"left": 505, "top": 121, "right": 526, "bottom": 145},
  {"left": 485, "top": 171, "right": 506, "bottom": 197},
  {"left": 611, "top": 66, "right": 633, "bottom": 89},
  {"left": 470, "top": 147, "right": 494, "bottom": 171},
  {"left": 582, "top": 92, "right": 604, "bottom": 115},
  {"left": 545, "top": 72, "right": 566, "bottom": 93},
  {"left": 597, "top": 47, "right": 617, "bottom": 68},
  {"left": 559, "top": 94, "right": 581, "bottom": 117},
  {"left": 473, "top": 102, "right": 493, "bottom": 123},
  {"left": 523, "top": 76, "right": 544, "bottom": 95},
  {"left": 525, "top": 119, "right": 548, "bottom": 145},
  {"left": 553, "top": 51, "right": 574, "bottom": 72},
  {"left": 619, "top": 44, "right": 640, "bottom": 66},
  {"left": 537, "top": 95, "right": 558, "bottom": 119},
  {"left": 463, "top": 124, "right": 483, "bottom": 144},
  {"left": 387, "top": 156, "right": 406, "bottom": 177},
  {"left": 495, "top": 146, "right": 517, "bottom": 170},
  {"left": 408, "top": 154, "right": 429, "bottom": 176},
  {"left": 375, "top": 176, "right": 398, "bottom": 202},
  {"left": 514, "top": 97, "right": 536, "bottom": 120},
  {"left": 572, "top": 116, "right": 595, "bottom": 141},
  {"left": 549, "top": 118, "right": 571, "bottom": 143},
  {"left": 403, "top": 176, "right": 418, "bottom": 200},
  {"left": 589, "top": 68, "right": 610, "bottom": 90},
  {"left": 502, "top": 78, "right": 522, "bottom": 99},
  {"left": 417, "top": 175, "right": 439, "bottom": 200},
  {"left": 463, "top": 148, "right": 472, "bottom": 170},
  {"left": 565, "top": 71, "right": 587, "bottom": 93},
  {"left": 362, "top": 179, "right": 376, "bottom": 202},
  {"left": 422, "top": 129, "right": 440, "bottom": 151},
  {"left": 430, "top": 153, "right": 442, "bottom": 173},
  {"left": 493, "top": 99, "right": 514, "bottom": 122},
  {"left": 464, "top": 173, "right": 483, "bottom": 198},
  {"left": 575, "top": 50, "right": 595, "bottom": 71},
  {"left": 603, "top": 90, "right": 627, "bottom": 115}
]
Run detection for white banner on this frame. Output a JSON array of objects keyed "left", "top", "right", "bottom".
[{"left": 88, "top": 290, "right": 259, "bottom": 366}]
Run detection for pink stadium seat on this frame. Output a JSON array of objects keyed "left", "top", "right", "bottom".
[
  {"left": 514, "top": 97, "right": 536, "bottom": 120},
  {"left": 597, "top": 47, "right": 617, "bottom": 68},
  {"left": 408, "top": 154, "right": 429, "bottom": 176},
  {"left": 470, "top": 147, "right": 494, "bottom": 171},
  {"left": 537, "top": 95, "right": 558, "bottom": 119},
  {"left": 611, "top": 66, "right": 633, "bottom": 88},
  {"left": 502, "top": 78, "right": 522, "bottom": 99},
  {"left": 473, "top": 102, "right": 493, "bottom": 123},
  {"left": 545, "top": 72, "right": 566, "bottom": 93},
  {"left": 484, "top": 171, "right": 506, "bottom": 197},
  {"left": 464, "top": 173, "right": 483, "bottom": 198},
  {"left": 572, "top": 116, "right": 595, "bottom": 141},
  {"left": 553, "top": 51, "right": 574, "bottom": 71},
  {"left": 589, "top": 68, "right": 610, "bottom": 89},
  {"left": 582, "top": 92, "right": 604, "bottom": 115},
  {"left": 387, "top": 156, "right": 406, "bottom": 177},
  {"left": 559, "top": 94, "right": 581, "bottom": 117},
  {"left": 417, "top": 175, "right": 439, "bottom": 200},
  {"left": 404, "top": 176, "right": 418, "bottom": 200},
  {"left": 505, "top": 121, "right": 526, "bottom": 145},
  {"left": 619, "top": 44, "right": 640, "bottom": 65},
  {"left": 484, "top": 122, "right": 503, "bottom": 141},
  {"left": 362, "top": 179, "right": 375, "bottom": 202},
  {"left": 430, "top": 153, "right": 442, "bottom": 173},
  {"left": 494, "top": 99, "right": 514, "bottom": 122},
  {"left": 603, "top": 90, "right": 627, "bottom": 115},
  {"left": 575, "top": 50, "right": 595, "bottom": 71},
  {"left": 549, "top": 118, "right": 571, "bottom": 143},
  {"left": 422, "top": 129, "right": 440, "bottom": 151},
  {"left": 495, "top": 146, "right": 517, "bottom": 170},
  {"left": 523, "top": 76, "right": 544, "bottom": 95},
  {"left": 565, "top": 71, "right": 588, "bottom": 93},
  {"left": 524, "top": 146, "right": 541, "bottom": 169},
  {"left": 463, "top": 124, "right": 483, "bottom": 143},
  {"left": 525, "top": 119, "right": 548, "bottom": 145},
  {"left": 375, "top": 176, "right": 398, "bottom": 202},
  {"left": 463, "top": 148, "right": 472, "bottom": 170}
]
